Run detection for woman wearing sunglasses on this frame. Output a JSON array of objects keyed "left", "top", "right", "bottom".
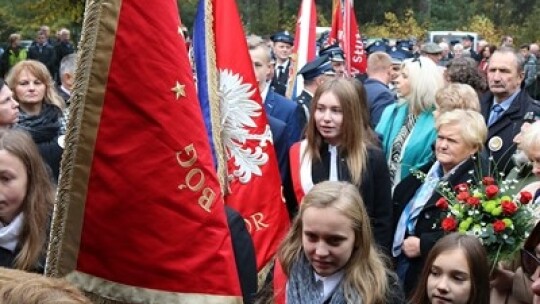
[{"left": 375, "top": 56, "right": 445, "bottom": 189}]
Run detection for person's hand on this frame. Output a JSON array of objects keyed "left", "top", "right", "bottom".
[
  {"left": 402, "top": 236, "right": 421, "bottom": 258},
  {"left": 489, "top": 263, "right": 515, "bottom": 291}
]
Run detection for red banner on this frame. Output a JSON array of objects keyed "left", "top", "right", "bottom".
[
  {"left": 286, "top": 0, "right": 317, "bottom": 99},
  {"left": 209, "top": 0, "right": 291, "bottom": 270},
  {"left": 47, "top": 0, "right": 242, "bottom": 302},
  {"left": 329, "top": 0, "right": 367, "bottom": 75}
]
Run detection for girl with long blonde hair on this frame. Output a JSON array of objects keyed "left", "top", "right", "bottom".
[
  {"left": 289, "top": 77, "right": 393, "bottom": 252},
  {"left": 275, "top": 181, "right": 403, "bottom": 304}
]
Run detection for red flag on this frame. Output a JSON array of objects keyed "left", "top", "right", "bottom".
[
  {"left": 329, "top": 0, "right": 341, "bottom": 44},
  {"left": 46, "top": 0, "right": 242, "bottom": 302},
  {"left": 329, "top": 0, "right": 367, "bottom": 75},
  {"left": 194, "top": 0, "right": 291, "bottom": 271},
  {"left": 285, "top": 0, "right": 317, "bottom": 99}
]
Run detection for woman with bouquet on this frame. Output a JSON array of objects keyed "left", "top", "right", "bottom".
[{"left": 392, "top": 109, "right": 488, "bottom": 297}]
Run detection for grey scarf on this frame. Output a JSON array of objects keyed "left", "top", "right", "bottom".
[
  {"left": 17, "top": 103, "right": 63, "bottom": 143},
  {"left": 287, "top": 255, "right": 359, "bottom": 304}
]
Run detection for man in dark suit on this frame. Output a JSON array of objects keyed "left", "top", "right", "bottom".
[
  {"left": 269, "top": 31, "right": 294, "bottom": 96},
  {"left": 462, "top": 34, "right": 479, "bottom": 61},
  {"left": 364, "top": 52, "right": 396, "bottom": 128},
  {"left": 480, "top": 47, "right": 540, "bottom": 174},
  {"left": 28, "top": 31, "right": 56, "bottom": 78},
  {"left": 54, "top": 28, "right": 75, "bottom": 82},
  {"left": 247, "top": 35, "right": 301, "bottom": 217},
  {"left": 247, "top": 35, "right": 302, "bottom": 144}
]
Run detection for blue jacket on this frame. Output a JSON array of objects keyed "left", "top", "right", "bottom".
[
  {"left": 264, "top": 89, "right": 302, "bottom": 143},
  {"left": 267, "top": 116, "right": 289, "bottom": 184},
  {"left": 363, "top": 78, "right": 395, "bottom": 128},
  {"left": 376, "top": 102, "right": 437, "bottom": 183}
]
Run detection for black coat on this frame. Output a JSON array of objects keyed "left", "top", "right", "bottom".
[
  {"left": 293, "top": 90, "right": 312, "bottom": 132},
  {"left": 0, "top": 247, "right": 45, "bottom": 274},
  {"left": 28, "top": 44, "right": 57, "bottom": 77},
  {"left": 310, "top": 144, "right": 394, "bottom": 254},
  {"left": 226, "top": 207, "right": 257, "bottom": 304},
  {"left": 392, "top": 156, "right": 483, "bottom": 296},
  {"left": 480, "top": 90, "right": 540, "bottom": 175},
  {"left": 271, "top": 61, "right": 291, "bottom": 96}
]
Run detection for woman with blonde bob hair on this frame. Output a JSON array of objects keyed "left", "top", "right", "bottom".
[
  {"left": 392, "top": 109, "right": 488, "bottom": 297},
  {"left": 434, "top": 83, "right": 480, "bottom": 118},
  {"left": 6, "top": 60, "right": 64, "bottom": 110},
  {"left": 376, "top": 56, "right": 445, "bottom": 188},
  {"left": 5, "top": 60, "right": 65, "bottom": 182},
  {"left": 275, "top": 181, "right": 404, "bottom": 304},
  {"left": 289, "top": 78, "right": 393, "bottom": 252}
]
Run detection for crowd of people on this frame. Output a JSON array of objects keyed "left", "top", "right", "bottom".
[
  {"left": 244, "top": 30, "right": 540, "bottom": 304},
  {"left": 0, "top": 22, "right": 540, "bottom": 303},
  {"left": 0, "top": 24, "right": 87, "bottom": 302}
]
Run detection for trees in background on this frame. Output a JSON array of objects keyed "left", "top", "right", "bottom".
[{"left": 0, "top": 0, "right": 538, "bottom": 46}]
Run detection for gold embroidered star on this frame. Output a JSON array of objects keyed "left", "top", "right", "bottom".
[{"left": 171, "top": 81, "right": 186, "bottom": 100}]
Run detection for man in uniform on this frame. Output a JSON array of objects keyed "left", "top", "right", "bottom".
[
  {"left": 480, "top": 47, "right": 540, "bottom": 174},
  {"left": 387, "top": 46, "right": 412, "bottom": 94},
  {"left": 319, "top": 43, "right": 346, "bottom": 78},
  {"left": 295, "top": 55, "right": 335, "bottom": 130},
  {"left": 270, "top": 31, "right": 294, "bottom": 96}
]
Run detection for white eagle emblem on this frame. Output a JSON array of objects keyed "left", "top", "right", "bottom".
[{"left": 219, "top": 69, "right": 273, "bottom": 184}]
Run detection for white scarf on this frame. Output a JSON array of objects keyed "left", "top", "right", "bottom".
[{"left": 0, "top": 213, "right": 23, "bottom": 252}]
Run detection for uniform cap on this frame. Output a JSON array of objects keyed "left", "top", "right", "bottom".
[
  {"left": 270, "top": 31, "right": 294, "bottom": 45},
  {"left": 298, "top": 55, "right": 334, "bottom": 80},
  {"left": 366, "top": 40, "right": 388, "bottom": 54},
  {"left": 319, "top": 44, "right": 345, "bottom": 62},
  {"left": 387, "top": 46, "right": 413, "bottom": 64}
]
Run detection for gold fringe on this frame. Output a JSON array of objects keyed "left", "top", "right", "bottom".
[
  {"left": 67, "top": 271, "right": 243, "bottom": 304},
  {"left": 46, "top": 0, "right": 104, "bottom": 278},
  {"left": 203, "top": 0, "right": 229, "bottom": 195}
]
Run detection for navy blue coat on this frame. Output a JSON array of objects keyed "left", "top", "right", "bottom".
[
  {"left": 267, "top": 116, "right": 289, "bottom": 184},
  {"left": 364, "top": 78, "right": 395, "bottom": 128},
  {"left": 480, "top": 90, "right": 540, "bottom": 174},
  {"left": 264, "top": 89, "right": 302, "bottom": 144}
]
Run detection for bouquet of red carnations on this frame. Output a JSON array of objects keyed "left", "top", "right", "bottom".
[{"left": 434, "top": 175, "right": 535, "bottom": 265}]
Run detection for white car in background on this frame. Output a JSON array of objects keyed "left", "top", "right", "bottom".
[{"left": 427, "top": 31, "right": 479, "bottom": 51}]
